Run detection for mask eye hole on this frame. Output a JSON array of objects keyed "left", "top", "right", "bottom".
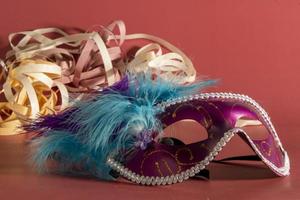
[
  {"left": 235, "top": 117, "right": 269, "bottom": 140},
  {"left": 160, "top": 119, "right": 208, "bottom": 145}
]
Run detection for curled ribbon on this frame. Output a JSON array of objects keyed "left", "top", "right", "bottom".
[
  {"left": 0, "top": 20, "right": 197, "bottom": 135},
  {"left": 0, "top": 59, "right": 68, "bottom": 135}
]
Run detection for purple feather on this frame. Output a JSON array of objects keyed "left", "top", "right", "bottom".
[{"left": 24, "top": 76, "right": 130, "bottom": 135}]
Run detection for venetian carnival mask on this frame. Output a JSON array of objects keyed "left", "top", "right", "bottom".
[{"left": 27, "top": 75, "right": 290, "bottom": 186}]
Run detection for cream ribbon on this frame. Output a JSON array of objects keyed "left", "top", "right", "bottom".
[
  {"left": 0, "top": 59, "right": 68, "bottom": 135},
  {"left": 0, "top": 20, "right": 197, "bottom": 135}
]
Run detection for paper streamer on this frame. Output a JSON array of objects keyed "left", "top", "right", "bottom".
[
  {"left": 0, "top": 20, "right": 197, "bottom": 135},
  {"left": 0, "top": 59, "right": 68, "bottom": 135}
]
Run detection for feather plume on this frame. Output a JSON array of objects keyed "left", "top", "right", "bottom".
[{"left": 27, "top": 74, "right": 216, "bottom": 180}]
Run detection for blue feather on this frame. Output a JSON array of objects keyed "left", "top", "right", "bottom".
[
  {"left": 31, "top": 131, "right": 114, "bottom": 179},
  {"left": 30, "top": 74, "right": 216, "bottom": 180}
]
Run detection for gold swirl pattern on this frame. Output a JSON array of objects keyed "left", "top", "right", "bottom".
[{"left": 140, "top": 150, "right": 181, "bottom": 176}]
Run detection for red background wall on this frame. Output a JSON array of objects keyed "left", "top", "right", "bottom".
[
  {"left": 0, "top": 0, "right": 299, "bottom": 199},
  {"left": 1, "top": 0, "right": 299, "bottom": 129}
]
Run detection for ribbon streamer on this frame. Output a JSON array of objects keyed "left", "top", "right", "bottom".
[
  {"left": 0, "top": 59, "right": 68, "bottom": 135},
  {"left": 0, "top": 20, "right": 197, "bottom": 135}
]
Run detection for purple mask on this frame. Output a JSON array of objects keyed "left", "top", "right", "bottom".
[
  {"left": 107, "top": 93, "right": 290, "bottom": 185},
  {"left": 28, "top": 76, "right": 290, "bottom": 186}
]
